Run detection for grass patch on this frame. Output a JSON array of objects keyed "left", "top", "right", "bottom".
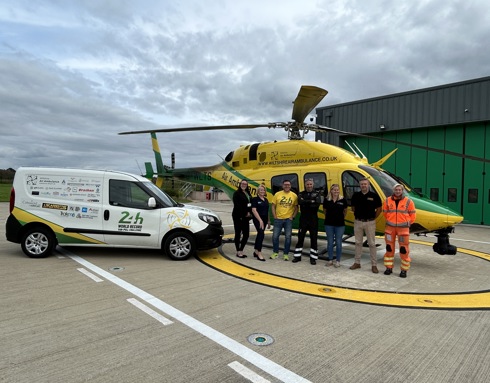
[{"left": 0, "top": 184, "right": 12, "bottom": 202}]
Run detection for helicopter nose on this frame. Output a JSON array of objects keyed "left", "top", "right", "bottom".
[{"left": 445, "top": 213, "right": 464, "bottom": 226}]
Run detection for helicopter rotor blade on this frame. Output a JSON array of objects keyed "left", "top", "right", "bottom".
[
  {"left": 119, "top": 124, "right": 275, "bottom": 135},
  {"left": 291, "top": 86, "right": 328, "bottom": 123},
  {"left": 120, "top": 85, "right": 328, "bottom": 136}
]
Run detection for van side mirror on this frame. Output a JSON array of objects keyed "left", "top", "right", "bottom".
[{"left": 148, "top": 197, "right": 157, "bottom": 208}]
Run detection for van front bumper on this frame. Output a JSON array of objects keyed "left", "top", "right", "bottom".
[{"left": 195, "top": 224, "right": 224, "bottom": 250}]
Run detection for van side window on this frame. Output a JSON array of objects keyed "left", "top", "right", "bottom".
[{"left": 109, "top": 180, "right": 151, "bottom": 209}]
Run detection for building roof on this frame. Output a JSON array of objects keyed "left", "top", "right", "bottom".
[{"left": 316, "top": 76, "right": 490, "bottom": 134}]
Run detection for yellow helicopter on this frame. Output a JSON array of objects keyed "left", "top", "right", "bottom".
[{"left": 120, "top": 86, "right": 464, "bottom": 255}]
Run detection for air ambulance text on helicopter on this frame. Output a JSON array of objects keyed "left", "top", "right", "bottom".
[{"left": 120, "top": 85, "right": 465, "bottom": 255}]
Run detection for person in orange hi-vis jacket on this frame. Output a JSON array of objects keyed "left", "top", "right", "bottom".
[{"left": 383, "top": 184, "right": 416, "bottom": 278}]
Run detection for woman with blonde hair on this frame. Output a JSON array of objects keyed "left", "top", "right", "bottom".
[
  {"left": 251, "top": 184, "right": 270, "bottom": 261},
  {"left": 323, "top": 184, "right": 347, "bottom": 267}
]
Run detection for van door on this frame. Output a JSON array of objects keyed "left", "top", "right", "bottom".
[{"left": 102, "top": 177, "right": 161, "bottom": 247}]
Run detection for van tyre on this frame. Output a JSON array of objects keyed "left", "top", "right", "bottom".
[
  {"left": 164, "top": 231, "right": 196, "bottom": 260},
  {"left": 21, "top": 227, "right": 55, "bottom": 258}
]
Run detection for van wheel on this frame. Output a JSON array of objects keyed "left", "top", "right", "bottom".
[
  {"left": 164, "top": 232, "right": 195, "bottom": 260},
  {"left": 21, "top": 227, "right": 55, "bottom": 258}
]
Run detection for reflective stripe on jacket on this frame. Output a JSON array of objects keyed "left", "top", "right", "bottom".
[{"left": 383, "top": 196, "right": 416, "bottom": 227}]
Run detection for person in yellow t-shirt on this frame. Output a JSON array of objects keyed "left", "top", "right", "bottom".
[{"left": 270, "top": 180, "right": 298, "bottom": 260}]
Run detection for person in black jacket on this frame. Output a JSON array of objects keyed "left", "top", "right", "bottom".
[
  {"left": 323, "top": 184, "right": 348, "bottom": 267},
  {"left": 232, "top": 179, "right": 252, "bottom": 258},
  {"left": 292, "top": 179, "right": 322, "bottom": 265}
]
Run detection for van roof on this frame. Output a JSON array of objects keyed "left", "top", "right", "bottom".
[{"left": 16, "top": 167, "right": 150, "bottom": 182}]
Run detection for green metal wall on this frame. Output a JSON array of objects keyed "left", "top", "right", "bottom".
[{"left": 343, "top": 122, "right": 489, "bottom": 225}]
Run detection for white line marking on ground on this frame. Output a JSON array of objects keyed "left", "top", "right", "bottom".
[
  {"left": 228, "top": 361, "right": 271, "bottom": 383},
  {"left": 77, "top": 267, "right": 104, "bottom": 282},
  {"left": 421, "top": 233, "right": 490, "bottom": 245},
  {"left": 127, "top": 298, "right": 173, "bottom": 326},
  {"left": 59, "top": 248, "right": 311, "bottom": 383}
]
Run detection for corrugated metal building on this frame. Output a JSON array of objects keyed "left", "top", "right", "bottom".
[{"left": 315, "top": 76, "right": 490, "bottom": 225}]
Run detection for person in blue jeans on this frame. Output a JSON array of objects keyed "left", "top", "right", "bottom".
[
  {"left": 323, "top": 184, "right": 347, "bottom": 267},
  {"left": 271, "top": 180, "right": 298, "bottom": 260}
]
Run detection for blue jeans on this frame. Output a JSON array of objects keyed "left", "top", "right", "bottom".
[
  {"left": 325, "top": 225, "right": 345, "bottom": 261},
  {"left": 273, "top": 218, "right": 293, "bottom": 254}
]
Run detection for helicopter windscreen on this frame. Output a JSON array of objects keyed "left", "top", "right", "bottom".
[
  {"left": 378, "top": 168, "right": 423, "bottom": 197},
  {"left": 359, "top": 165, "right": 405, "bottom": 198}
]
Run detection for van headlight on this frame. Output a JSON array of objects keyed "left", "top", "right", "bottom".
[{"left": 198, "top": 213, "right": 221, "bottom": 224}]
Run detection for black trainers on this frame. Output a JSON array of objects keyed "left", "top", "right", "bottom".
[
  {"left": 384, "top": 268, "right": 393, "bottom": 275},
  {"left": 310, "top": 258, "right": 316, "bottom": 265},
  {"left": 292, "top": 257, "right": 301, "bottom": 263},
  {"left": 400, "top": 270, "right": 407, "bottom": 278}
]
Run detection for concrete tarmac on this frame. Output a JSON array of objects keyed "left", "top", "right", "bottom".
[{"left": 1, "top": 201, "right": 489, "bottom": 383}]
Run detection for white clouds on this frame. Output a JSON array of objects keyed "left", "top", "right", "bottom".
[{"left": 0, "top": 0, "right": 489, "bottom": 174}]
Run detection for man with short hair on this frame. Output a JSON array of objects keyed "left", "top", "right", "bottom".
[
  {"left": 271, "top": 180, "right": 298, "bottom": 261},
  {"left": 383, "top": 184, "right": 416, "bottom": 278},
  {"left": 350, "top": 178, "right": 382, "bottom": 273},
  {"left": 292, "top": 179, "right": 321, "bottom": 265}
]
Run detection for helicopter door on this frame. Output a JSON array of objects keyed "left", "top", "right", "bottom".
[{"left": 341, "top": 170, "right": 379, "bottom": 206}]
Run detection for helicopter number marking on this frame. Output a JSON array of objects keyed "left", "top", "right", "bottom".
[{"left": 191, "top": 171, "right": 212, "bottom": 181}]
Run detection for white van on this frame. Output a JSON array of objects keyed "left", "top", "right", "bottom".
[{"left": 6, "top": 167, "right": 223, "bottom": 260}]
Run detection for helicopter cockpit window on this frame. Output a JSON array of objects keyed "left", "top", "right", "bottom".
[
  {"left": 303, "top": 172, "right": 327, "bottom": 195},
  {"left": 271, "top": 174, "right": 299, "bottom": 195}
]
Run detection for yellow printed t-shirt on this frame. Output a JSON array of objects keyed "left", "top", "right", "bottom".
[{"left": 272, "top": 190, "right": 298, "bottom": 219}]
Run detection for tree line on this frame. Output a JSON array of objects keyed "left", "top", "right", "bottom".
[{"left": 0, "top": 168, "right": 15, "bottom": 183}]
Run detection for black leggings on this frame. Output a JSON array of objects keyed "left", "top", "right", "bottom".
[
  {"left": 233, "top": 216, "right": 250, "bottom": 252},
  {"left": 252, "top": 215, "right": 268, "bottom": 251}
]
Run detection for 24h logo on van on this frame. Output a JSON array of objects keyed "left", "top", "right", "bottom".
[
  {"left": 166, "top": 209, "right": 192, "bottom": 229},
  {"left": 118, "top": 211, "right": 144, "bottom": 232}
]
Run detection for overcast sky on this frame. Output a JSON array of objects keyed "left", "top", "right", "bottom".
[{"left": 1, "top": 0, "right": 489, "bottom": 175}]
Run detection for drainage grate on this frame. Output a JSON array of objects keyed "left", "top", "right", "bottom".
[{"left": 109, "top": 266, "right": 125, "bottom": 272}]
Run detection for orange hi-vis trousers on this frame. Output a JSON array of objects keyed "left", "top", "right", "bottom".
[{"left": 383, "top": 226, "right": 411, "bottom": 271}]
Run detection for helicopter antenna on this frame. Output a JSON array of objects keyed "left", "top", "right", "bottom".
[
  {"left": 352, "top": 142, "right": 367, "bottom": 159},
  {"left": 345, "top": 141, "right": 360, "bottom": 158},
  {"left": 135, "top": 160, "right": 143, "bottom": 175}
]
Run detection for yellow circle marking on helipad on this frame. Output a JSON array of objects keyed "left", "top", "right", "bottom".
[{"left": 198, "top": 237, "right": 490, "bottom": 310}]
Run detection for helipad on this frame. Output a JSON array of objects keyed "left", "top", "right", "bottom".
[{"left": 198, "top": 236, "right": 490, "bottom": 310}]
